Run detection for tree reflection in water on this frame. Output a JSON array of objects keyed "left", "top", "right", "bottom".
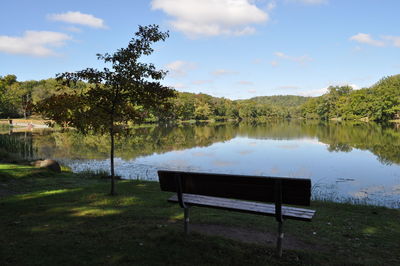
[{"left": 1, "top": 121, "right": 399, "bottom": 165}]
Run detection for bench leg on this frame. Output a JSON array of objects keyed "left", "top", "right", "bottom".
[
  {"left": 276, "top": 221, "right": 283, "bottom": 257},
  {"left": 184, "top": 208, "right": 190, "bottom": 234}
]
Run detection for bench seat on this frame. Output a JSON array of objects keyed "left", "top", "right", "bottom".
[
  {"left": 159, "top": 170, "right": 316, "bottom": 257},
  {"left": 168, "top": 193, "right": 315, "bottom": 222}
]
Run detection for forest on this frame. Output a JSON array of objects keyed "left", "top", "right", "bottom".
[
  {"left": 0, "top": 73, "right": 399, "bottom": 122},
  {"left": 301, "top": 75, "right": 400, "bottom": 122}
]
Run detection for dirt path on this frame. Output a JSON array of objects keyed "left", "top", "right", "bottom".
[{"left": 190, "top": 223, "right": 321, "bottom": 251}]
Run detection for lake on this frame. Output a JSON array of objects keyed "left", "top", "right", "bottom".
[{"left": 1, "top": 120, "right": 399, "bottom": 207}]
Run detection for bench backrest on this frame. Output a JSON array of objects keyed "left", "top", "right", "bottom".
[{"left": 158, "top": 170, "right": 311, "bottom": 206}]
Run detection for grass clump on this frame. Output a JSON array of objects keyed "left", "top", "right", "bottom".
[{"left": 0, "top": 163, "right": 399, "bottom": 265}]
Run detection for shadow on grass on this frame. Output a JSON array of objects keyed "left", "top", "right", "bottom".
[
  {"left": 1, "top": 173, "right": 400, "bottom": 265},
  {"left": 0, "top": 164, "right": 109, "bottom": 197},
  {"left": 0, "top": 180, "right": 315, "bottom": 266}
]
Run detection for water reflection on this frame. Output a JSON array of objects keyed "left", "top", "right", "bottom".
[
  {"left": 0, "top": 129, "right": 36, "bottom": 160},
  {"left": 0, "top": 121, "right": 399, "bottom": 207}
]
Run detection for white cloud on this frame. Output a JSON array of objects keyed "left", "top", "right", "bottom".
[
  {"left": 165, "top": 60, "right": 197, "bottom": 77},
  {"left": 151, "top": 0, "right": 269, "bottom": 37},
  {"left": 0, "top": 30, "right": 72, "bottom": 57},
  {"left": 350, "top": 33, "right": 385, "bottom": 47},
  {"left": 275, "top": 52, "right": 285, "bottom": 57},
  {"left": 349, "top": 83, "right": 360, "bottom": 90},
  {"left": 192, "top": 80, "right": 213, "bottom": 85},
  {"left": 211, "top": 69, "right": 238, "bottom": 76},
  {"left": 383, "top": 35, "right": 400, "bottom": 47},
  {"left": 267, "top": 1, "right": 277, "bottom": 11},
  {"left": 47, "top": 11, "right": 107, "bottom": 29},
  {"left": 274, "top": 52, "right": 313, "bottom": 64},
  {"left": 64, "top": 26, "right": 82, "bottom": 33},
  {"left": 237, "top": 80, "right": 254, "bottom": 85},
  {"left": 270, "top": 60, "right": 279, "bottom": 67},
  {"left": 350, "top": 33, "right": 400, "bottom": 48},
  {"left": 248, "top": 89, "right": 257, "bottom": 93}
]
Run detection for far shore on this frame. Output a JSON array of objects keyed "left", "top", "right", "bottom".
[
  {"left": 0, "top": 118, "right": 50, "bottom": 129},
  {"left": 0, "top": 117, "right": 399, "bottom": 131}
]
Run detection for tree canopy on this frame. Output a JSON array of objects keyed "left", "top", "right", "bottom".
[
  {"left": 301, "top": 75, "right": 400, "bottom": 121},
  {"left": 2, "top": 73, "right": 399, "bottom": 123},
  {"left": 35, "top": 25, "right": 176, "bottom": 195}
]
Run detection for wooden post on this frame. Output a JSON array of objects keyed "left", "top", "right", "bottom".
[
  {"left": 277, "top": 221, "right": 283, "bottom": 257},
  {"left": 274, "top": 180, "right": 283, "bottom": 257},
  {"left": 184, "top": 207, "right": 190, "bottom": 234},
  {"left": 174, "top": 173, "right": 190, "bottom": 234},
  {"left": 174, "top": 173, "right": 186, "bottom": 209}
]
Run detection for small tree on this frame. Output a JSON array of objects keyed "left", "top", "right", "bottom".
[{"left": 36, "top": 25, "right": 176, "bottom": 195}]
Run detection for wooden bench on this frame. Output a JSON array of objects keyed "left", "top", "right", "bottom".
[{"left": 158, "top": 170, "right": 316, "bottom": 257}]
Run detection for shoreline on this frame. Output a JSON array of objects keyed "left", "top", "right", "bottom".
[{"left": 0, "top": 119, "right": 49, "bottom": 129}]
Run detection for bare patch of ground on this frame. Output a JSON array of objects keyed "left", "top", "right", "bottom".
[{"left": 190, "top": 223, "right": 321, "bottom": 251}]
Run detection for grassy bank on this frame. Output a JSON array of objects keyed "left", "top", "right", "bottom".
[{"left": 1, "top": 164, "right": 399, "bottom": 265}]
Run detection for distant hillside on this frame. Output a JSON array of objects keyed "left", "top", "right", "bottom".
[{"left": 244, "top": 95, "right": 312, "bottom": 107}]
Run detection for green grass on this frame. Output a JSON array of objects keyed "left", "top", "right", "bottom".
[{"left": 1, "top": 164, "right": 399, "bottom": 265}]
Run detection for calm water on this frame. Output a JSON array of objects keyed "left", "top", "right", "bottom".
[{"left": 1, "top": 121, "right": 399, "bottom": 207}]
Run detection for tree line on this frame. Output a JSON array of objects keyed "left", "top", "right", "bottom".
[
  {"left": 1, "top": 74, "right": 399, "bottom": 122},
  {"left": 301, "top": 75, "right": 400, "bottom": 122},
  {"left": 0, "top": 75, "right": 309, "bottom": 121}
]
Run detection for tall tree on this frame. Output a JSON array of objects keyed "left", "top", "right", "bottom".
[
  {"left": 0, "top": 75, "right": 18, "bottom": 117},
  {"left": 36, "top": 25, "right": 176, "bottom": 195},
  {"left": 15, "top": 80, "right": 37, "bottom": 119}
]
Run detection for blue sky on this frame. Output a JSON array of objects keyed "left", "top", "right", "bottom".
[{"left": 1, "top": 0, "right": 399, "bottom": 99}]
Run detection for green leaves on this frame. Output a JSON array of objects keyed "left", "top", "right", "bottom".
[
  {"left": 37, "top": 25, "right": 175, "bottom": 134},
  {"left": 34, "top": 25, "right": 175, "bottom": 194},
  {"left": 301, "top": 75, "right": 400, "bottom": 122}
]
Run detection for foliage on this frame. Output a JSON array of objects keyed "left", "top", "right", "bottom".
[
  {"left": 35, "top": 25, "right": 175, "bottom": 195},
  {"left": 249, "top": 95, "right": 310, "bottom": 108},
  {"left": 0, "top": 75, "right": 19, "bottom": 117},
  {"left": 2, "top": 71, "right": 400, "bottom": 123},
  {"left": 301, "top": 75, "right": 400, "bottom": 121},
  {"left": 0, "top": 77, "right": 323, "bottom": 122}
]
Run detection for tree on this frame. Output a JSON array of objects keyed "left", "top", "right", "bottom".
[
  {"left": 14, "top": 80, "right": 37, "bottom": 119},
  {"left": 194, "top": 101, "right": 212, "bottom": 120},
  {"left": 0, "top": 75, "right": 18, "bottom": 117},
  {"left": 36, "top": 25, "right": 176, "bottom": 195},
  {"left": 0, "top": 77, "right": 6, "bottom": 116}
]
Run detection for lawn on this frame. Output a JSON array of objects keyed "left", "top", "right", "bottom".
[{"left": 1, "top": 164, "right": 399, "bottom": 265}]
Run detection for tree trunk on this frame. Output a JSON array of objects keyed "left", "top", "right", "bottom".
[{"left": 110, "top": 127, "right": 115, "bottom": 195}]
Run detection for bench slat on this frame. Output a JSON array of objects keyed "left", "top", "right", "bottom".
[
  {"left": 159, "top": 170, "right": 312, "bottom": 206},
  {"left": 168, "top": 194, "right": 315, "bottom": 222}
]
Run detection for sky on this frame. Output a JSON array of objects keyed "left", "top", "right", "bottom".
[{"left": 0, "top": 0, "right": 399, "bottom": 99}]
